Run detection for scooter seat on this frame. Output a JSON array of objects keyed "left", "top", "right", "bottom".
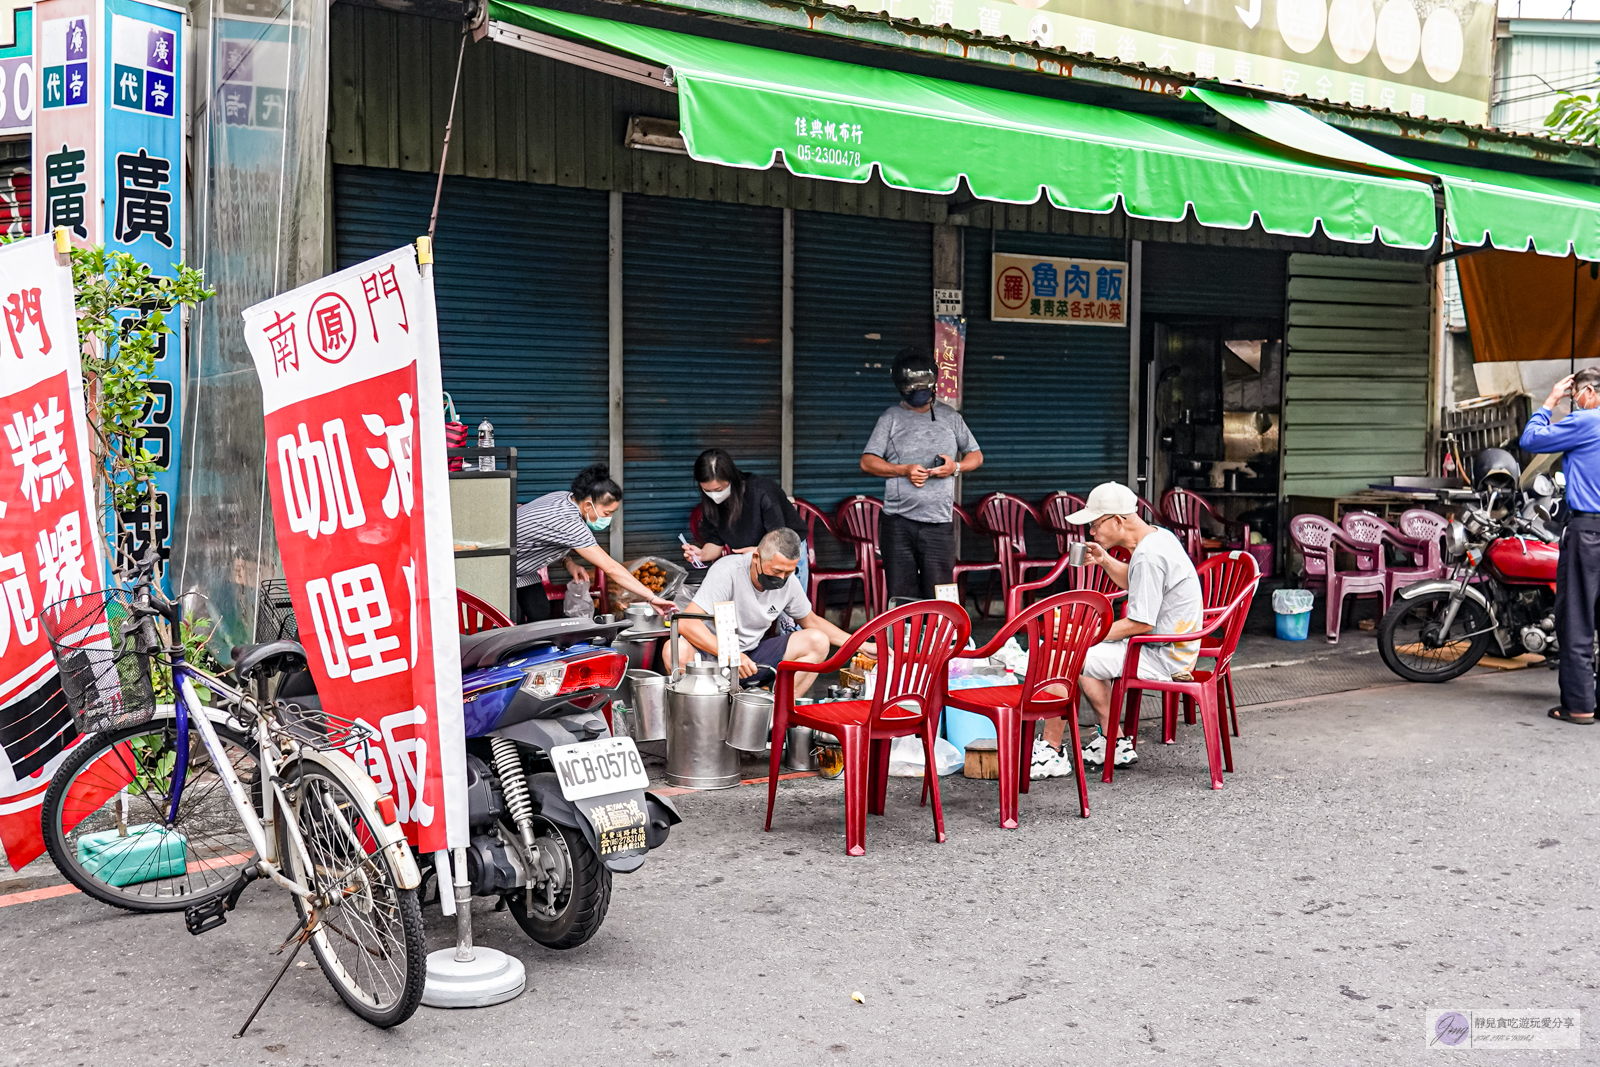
[
  {"left": 232, "top": 639, "right": 308, "bottom": 682},
  {"left": 459, "top": 617, "right": 631, "bottom": 671}
]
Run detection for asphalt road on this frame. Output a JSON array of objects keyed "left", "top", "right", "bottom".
[{"left": 3, "top": 667, "right": 1596, "bottom": 1066}]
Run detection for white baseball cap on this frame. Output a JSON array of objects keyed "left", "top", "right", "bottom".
[{"left": 1066, "top": 482, "right": 1140, "bottom": 525}]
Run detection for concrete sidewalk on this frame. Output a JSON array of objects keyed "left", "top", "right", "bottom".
[{"left": 1, "top": 666, "right": 1592, "bottom": 1065}]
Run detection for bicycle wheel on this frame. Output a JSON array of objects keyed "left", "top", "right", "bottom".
[
  {"left": 42, "top": 716, "right": 259, "bottom": 912},
  {"left": 275, "top": 761, "right": 425, "bottom": 1028}
]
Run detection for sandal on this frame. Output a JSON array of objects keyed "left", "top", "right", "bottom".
[{"left": 1548, "top": 707, "right": 1596, "bottom": 725}]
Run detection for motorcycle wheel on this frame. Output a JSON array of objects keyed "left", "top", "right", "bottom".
[
  {"left": 505, "top": 816, "right": 611, "bottom": 950},
  {"left": 1378, "top": 591, "right": 1494, "bottom": 683}
]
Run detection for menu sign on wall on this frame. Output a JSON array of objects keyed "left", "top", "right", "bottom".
[{"left": 992, "top": 253, "right": 1127, "bottom": 327}]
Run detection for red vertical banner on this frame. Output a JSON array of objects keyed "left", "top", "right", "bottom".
[
  {"left": 241, "top": 244, "right": 466, "bottom": 854},
  {"left": 934, "top": 314, "right": 965, "bottom": 408},
  {"left": 0, "top": 234, "right": 102, "bottom": 870}
]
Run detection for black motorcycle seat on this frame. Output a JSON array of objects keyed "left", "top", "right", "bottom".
[
  {"left": 232, "top": 639, "right": 307, "bottom": 682},
  {"left": 459, "top": 617, "right": 631, "bottom": 671}
]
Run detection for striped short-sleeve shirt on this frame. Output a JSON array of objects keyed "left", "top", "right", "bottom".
[{"left": 516, "top": 491, "right": 597, "bottom": 587}]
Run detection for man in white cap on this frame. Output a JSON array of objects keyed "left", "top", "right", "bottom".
[{"left": 1033, "top": 481, "right": 1203, "bottom": 774}]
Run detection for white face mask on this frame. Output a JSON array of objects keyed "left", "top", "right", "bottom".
[{"left": 706, "top": 486, "right": 732, "bottom": 504}]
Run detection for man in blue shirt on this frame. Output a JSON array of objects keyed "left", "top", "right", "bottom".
[{"left": 1520, "top": 368, "right": 1600, "bottom": 724}]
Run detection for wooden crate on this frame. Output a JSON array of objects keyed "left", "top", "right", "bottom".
[{"left": 963, "top": 737, "right": 999, "bottom": 780}]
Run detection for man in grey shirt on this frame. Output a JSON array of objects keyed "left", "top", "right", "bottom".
[{"left": 860, "top": 347, "right": 984, "bottom": 600}]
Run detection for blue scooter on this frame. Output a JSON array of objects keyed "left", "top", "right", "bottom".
[{"left": 236, "top": 603, "right": 680, "bottom": 951}]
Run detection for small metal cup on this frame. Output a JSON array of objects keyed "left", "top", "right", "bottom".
[{"left": 1068, "top": 541, "right": 1089, "bottom": 567}]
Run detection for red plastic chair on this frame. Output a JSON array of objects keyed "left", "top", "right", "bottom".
[
  {"left": 976, "top": 492, "right": 1059, "bottom": 608},
  {"left": 1192, "top": 551, "right": 1260, "bottom": 740},
  {"left": 1135, "top": 495, "right": 1164, "bottom": 528},
  {"left": 1039, "top": 492, "right": 1088, "bottom": 556},
  {"left": 765, "top": 601, "right": 971, "bottom": 856},
  {"left": 458, "top": 590, "right": 513, "bottom": 634},
  {"left": 794, "top": 496, "right": 868, "bottom": 626},
  {"left": 1161, "top": 488, "right": 1215, "bottom": 564},
  {"left": 834, "top": 496, "right": 886, "bottom": 620},
  {"left": 953, "top": 504, "right": 1004, "bottom": 618},
  {"left": 1288, "top": 514, "right": 1385, "bottom": 643},
  {"left": 1103, "top": 586, "right": 1253, "bottom": 790},
  {"left": 1005, "top": 545, "right": 1131, "bottom": 619},
  {"left": 948, "top": 591, "right": 1113, "bottom": 828}
]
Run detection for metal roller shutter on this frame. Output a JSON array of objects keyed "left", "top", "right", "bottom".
[
  {"left": 621, "top": 195, "right": 783, "bottom": 557},
  {"left": 1141, "top": 244, "right": 1287, "bottom": 321},
  {"left": 1282, "top": 254, "right": 1432, "bottom": 496},
  {"left": 960, "top": 229, "right": 1130, "bottom": 502},
  {"left": 333, "top": 165, "right": 610, "bottom": 503},
  {"left": 792, "top": 212, "right": 933, "bottom": 513}
]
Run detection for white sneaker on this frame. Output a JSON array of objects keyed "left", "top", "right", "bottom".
[
  {"left": 1030, "top": 738, "right": 1073, "bottom": 778},
  {"left": 1113, "top": 736, "right": 1139, "bottom": 767},
  {"left": 1080, "top": 733, "right": 1106, "bottom": 768}
]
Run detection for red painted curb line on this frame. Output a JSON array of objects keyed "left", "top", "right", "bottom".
[{"left": 0, "top": 883, "right": 80, "bottom": 908}]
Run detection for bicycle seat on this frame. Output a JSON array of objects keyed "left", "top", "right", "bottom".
[
  {"left": 232, "top": 639, "right": 308, "bottom": 682},
  {"left": 459, "top": 617, "right": 630, "bottom": 671}
]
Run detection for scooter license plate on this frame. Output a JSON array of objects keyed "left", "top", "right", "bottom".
[{"left": 551, "top": 736, "right": 650, "bottom": 801}]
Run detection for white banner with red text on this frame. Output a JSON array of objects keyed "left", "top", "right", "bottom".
[
  {"left": 0, "top": 234, "right": 102, "bottom": 870},
  {"left": 241, "top": 243, "right": 467, "bottom": 854}
]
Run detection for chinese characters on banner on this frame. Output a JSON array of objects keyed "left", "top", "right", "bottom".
[
  {"left": 0, "top": 235, "right": 101, "bottom": 871},
  {"left": 933, "top": 287, "right": 964, "bottom": 408},
  {"left": 33, "top": 0, "right": 184, "bottom": 587},
  {"left": 991, "top": 253, "right": 1127, "bottom": 328},
  {"left": 241, "top": 245, "right": 467, "bottom": 854}
]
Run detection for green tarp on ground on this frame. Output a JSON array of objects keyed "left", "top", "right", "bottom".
[{"left": 488, "top": 2, "right": 1439, "bottom": 249}]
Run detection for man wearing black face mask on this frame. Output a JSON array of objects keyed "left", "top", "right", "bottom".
[
  {"left": 861, "top": 347, "right": 985, "bottom": 600},
  {"left": 674, "top": 527, "right": 861, "bottom": 695}
]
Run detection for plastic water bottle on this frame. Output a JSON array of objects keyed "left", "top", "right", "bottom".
[{"left": 477, "top": 419, "right": 494, "bottom": 471}]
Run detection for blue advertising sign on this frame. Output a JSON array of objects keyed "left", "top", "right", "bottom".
[{"left": 102, "top": 0, "right": 183, "bottom": 585}]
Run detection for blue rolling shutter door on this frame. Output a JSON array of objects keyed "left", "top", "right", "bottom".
[
  {"left": 621, "top": 196, "right": 783, "bottom": 557},
  {"left": 333, "top": 165, "right": 610, "bottom": 502},
  {"left": 792, "top": 213, "right": 934, "bottom": 513},
  {"left": 960, "top": 230, "right": 1130, "bottom": 501}
]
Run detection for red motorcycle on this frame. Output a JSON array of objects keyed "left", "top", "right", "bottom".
[{"left": 1378, "top": 462, "right": 1563, "bottom": 683}]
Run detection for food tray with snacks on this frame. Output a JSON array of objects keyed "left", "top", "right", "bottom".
[{"left": 609, "top": 556, "right": 689, "bottom": 612}]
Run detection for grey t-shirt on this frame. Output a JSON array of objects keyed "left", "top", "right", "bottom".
[
  {"left": 862, "top": 401, "right": 979, "bottom": 523},
  {"left": 1124, "top": 528, "right": 1204, "bottom": 677},
  {"left": 686, "top": 553, "right": 813, "bottom": 652}
]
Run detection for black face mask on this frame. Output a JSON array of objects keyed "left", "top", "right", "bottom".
[
  {"left": 756, "top": 569, "right": 788, "bottom": 591},
  {"left": 901, "top": 387, "right": 934, "bottom": 408}
]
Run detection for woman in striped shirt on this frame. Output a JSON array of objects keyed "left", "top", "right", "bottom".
[{"left": 515, "top": 464, "right": 675, "bottom": 623}]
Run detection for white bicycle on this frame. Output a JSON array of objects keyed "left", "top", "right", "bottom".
[{"left": 40, "top": 574, "right": 427, "bottom": 1030}]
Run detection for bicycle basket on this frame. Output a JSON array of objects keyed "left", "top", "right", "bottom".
[
  {"left": 40, "top": 590, "right": 158, "bottom": 734},
  {"left": 256, "top": 578, "right": 299, "bottom": 642}
]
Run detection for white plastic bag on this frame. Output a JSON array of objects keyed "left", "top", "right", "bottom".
[
  {"left": 887, "top": 734, "right": 965, "bottom": 777},
  {"left": 563, "top": 578, "right": 593, "bottom": 619},
  {"left": 1273, "top": 588, "right": 1315, "bottom": 614}
]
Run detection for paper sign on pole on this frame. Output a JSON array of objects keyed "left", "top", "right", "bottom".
[
  {"left": 0, "top": 233, "right": 102, "bottom": 870},
  {"left": 240, "top": 244, "right": 467, "bottom": 854}
]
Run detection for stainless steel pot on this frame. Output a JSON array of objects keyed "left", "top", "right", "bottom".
[
  {"left": 622, "top": 670, "right": 667, "bottom": 741},
  {"left": 727, "top": 690, "right": 774, "bottom": 752},
  {"left": 783, "top": 725, "right": 819, "bottom": 771},
  {"left": 664, "top": 660, "right": 739, "bottom": 789}
]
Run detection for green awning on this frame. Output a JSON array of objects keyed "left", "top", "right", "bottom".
[
  {"left": 1184, "top": 85, "right": 1600, "bottom": 260},
  {"left": 488, "top": 3, "right": 1438, "bottom": 249},
  {"left": 1419, "top": 158, "right": 1600, "bottom": 260},
  {"left": 1182, "top": 87, "right": 1432, "bottom": 179}
]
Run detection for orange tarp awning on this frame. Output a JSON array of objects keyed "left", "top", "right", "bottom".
[{"left": 1457, "top": 249, "right": 1600, "bottom": 364}]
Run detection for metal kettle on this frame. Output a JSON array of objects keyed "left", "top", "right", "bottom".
[{"left": 663, "top": 631, "right": 740, "bottom": 789}]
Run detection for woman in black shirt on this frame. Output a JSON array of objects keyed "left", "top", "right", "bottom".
[{"left": 682, "top": 449, "right": 808, "bottom": 589}]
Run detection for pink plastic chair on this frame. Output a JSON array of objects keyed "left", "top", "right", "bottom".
[
  {"left": 1161, "top": 488, "right": 1214, "bottom": 564},
  {"left": 1288, "top": 514, "right": 1386, "bottom": 643},
  {"left": 835, "top": 496, "right": 886, "bottom": 619},
  {"left": 765, "top": 601, "right": 971, "bottom": 856},
  {"left": 1135, "top": 495, "right": 1164, "bottom": 528},
  {"left": 1391, "top": 509, "right": 1451, "bottom": 595},
  {"left": 458, "top": 590, "right": 513, "bottom": 634}
]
